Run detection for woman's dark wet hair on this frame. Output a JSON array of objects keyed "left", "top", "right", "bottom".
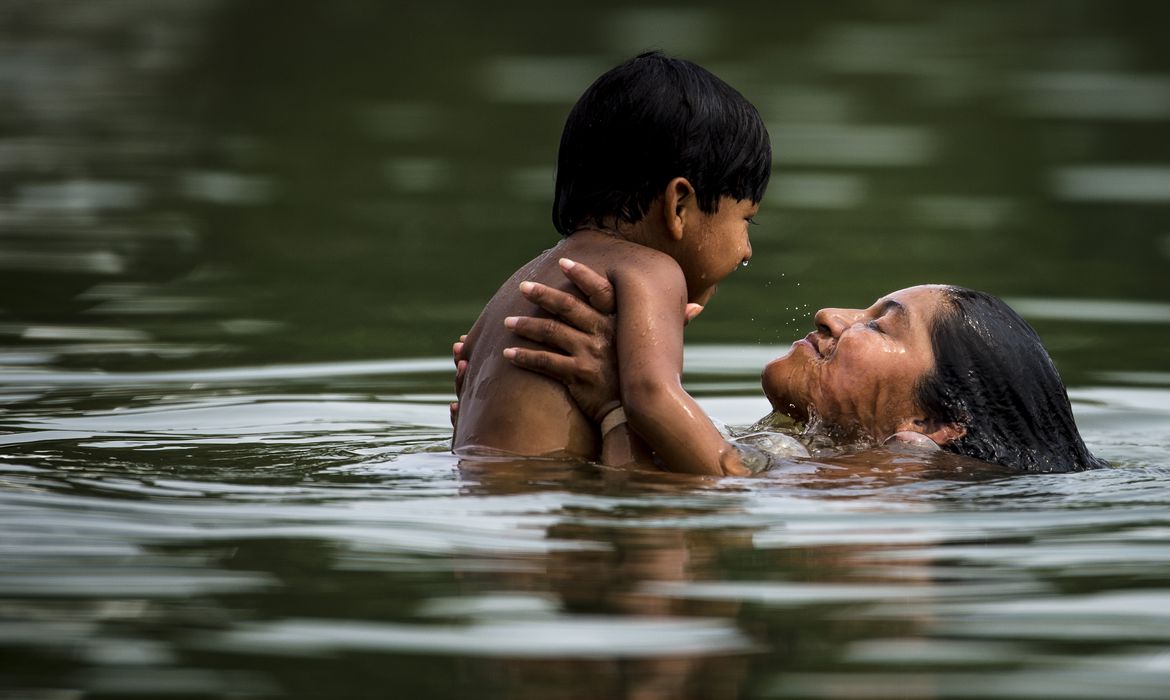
[
  {"left": 552, "top": 51, "right": 772, "bottom": 235},
  {"left": 915, "top": 287, "right": 1108, "bottom": 473}
]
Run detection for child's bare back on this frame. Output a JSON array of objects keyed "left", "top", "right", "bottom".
[{"left": 453, "top": 232, "right": 672, "bottom": 458}]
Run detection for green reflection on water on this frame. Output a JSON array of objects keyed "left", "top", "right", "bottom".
[
  {"left": 4, "top": 6, "right": 1170, "bottom": 697},
  {"left": 4, "top": 0, "right": 1170, "bottom": 382}
]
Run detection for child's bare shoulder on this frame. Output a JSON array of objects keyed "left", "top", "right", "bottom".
[
  {"left": 595, "top": 237, "right": 683, "bottom": 277},
  {"left": 555, "top": 233, "right": 683, "bottom": 292},
  {"left": 600, "top": 239, "right": 687, "bottom": 293}
]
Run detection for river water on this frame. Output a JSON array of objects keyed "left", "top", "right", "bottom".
[{"left": 3, "top": 2, "right": 1170, "bottom": 698}]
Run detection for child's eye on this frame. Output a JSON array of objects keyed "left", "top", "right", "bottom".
[{"left": 746, "top": 217, "right": 759, "bottom": 226}]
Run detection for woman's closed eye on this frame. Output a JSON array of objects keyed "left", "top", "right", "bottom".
[{"left": 867, "top": 319, "right": 884, "bottom": 333}]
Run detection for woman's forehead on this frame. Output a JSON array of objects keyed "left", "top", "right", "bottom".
[
  {"left": 879, "top": 285, "right": 948, "bottom": 308},
  {"left": 869, "top": 286, "right": 950, "bottom": 332}
]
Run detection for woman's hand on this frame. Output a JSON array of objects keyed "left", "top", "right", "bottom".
[
  {"left": 451, "top": 334, "right": 467, "bottom": 429},
  {"left": 503, "top": 258, "right": 620, "bottom": 423},
  {"left": 451, "top": 256, "right": 703, "bottom": 435},
  {"left": 502, "top": 257, "right": 705, "bottom": 422}
]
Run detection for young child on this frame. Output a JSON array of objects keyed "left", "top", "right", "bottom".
[{"left": 453, "top": 52, "right": 771, "bottom": 475}]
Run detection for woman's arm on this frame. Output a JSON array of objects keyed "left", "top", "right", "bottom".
[{"left": 501, "top": 260, "right": 620, "bottom": 424}]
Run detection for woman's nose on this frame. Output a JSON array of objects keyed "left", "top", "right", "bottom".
[{"left": 814, "top": 307, "right": 863, "bottom": 336}]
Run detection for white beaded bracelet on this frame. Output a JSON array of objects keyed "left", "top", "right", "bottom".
[{"left": 600, "top": 406, "right": 627, "bottom": 436}]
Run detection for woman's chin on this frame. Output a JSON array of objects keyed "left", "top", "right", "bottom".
[
  {"left": 762, "top": 388, "right": 810, "bottom": 423},
  {"left": 747, "top": 410, "right": 801, "bottom": 432},
  {"left": 762, "top": 348, "right": 812, "bottom": 418}
]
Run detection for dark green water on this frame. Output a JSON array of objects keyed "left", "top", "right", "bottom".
[{"left": 3, "top": 1, "right": 1170, "bottom": 698}]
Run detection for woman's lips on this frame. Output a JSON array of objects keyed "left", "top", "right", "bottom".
[{"left": 801, "top": 332, "right": 823, "bottom": 358}]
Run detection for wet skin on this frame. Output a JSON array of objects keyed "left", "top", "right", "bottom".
[
  {"left": 762, "top": 285, "right": 949, "bottom": 443},
  {"left": 454, "top": 179, "right": 759, "bottom": 475},
  {"left": 467, "top": 272, "right": 964, "bottom": 469}
]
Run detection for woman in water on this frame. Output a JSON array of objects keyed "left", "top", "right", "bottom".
[{"left": 455, "top": 260, "right": 1106, "bottom": 474}]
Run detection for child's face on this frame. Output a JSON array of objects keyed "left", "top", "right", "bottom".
[{"left": 679, "top": 196, "right": 757, "bottom": 303}]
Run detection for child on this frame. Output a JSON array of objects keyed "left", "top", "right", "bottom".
[{"left": 453, "top": 52, "right": 771, "bottom": 475}]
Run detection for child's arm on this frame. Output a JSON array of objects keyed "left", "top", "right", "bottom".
[{"left": 611, "top": 256, "right": 748, "bottom": 476}]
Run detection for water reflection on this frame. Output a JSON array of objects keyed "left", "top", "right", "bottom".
[
  {"left": 1015, "top": 71, "right": 1170, "bottom": 121},
  {"left": 770, "top": 124, "right": 937, "bottom": 167},
  {"left": 4, "top": 0, "right": 1170, "bottom": 698},
  {"left": 1, "top": 0, "right": 213, "bottom": 328},
  {"left": 1052, "top": 165, "right": 1170, "bottom": 203},
  {"left": 5, "top": 0, "right": 1170, "bottom": 367},
  {"left": 0, "top": 356, "right": 1168, "bottom": 697}
]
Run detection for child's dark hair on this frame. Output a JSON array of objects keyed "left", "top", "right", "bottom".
[{"left": 552, "top": 51, "right": 772, "bottom": 235}]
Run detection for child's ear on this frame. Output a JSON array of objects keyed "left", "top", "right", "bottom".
[{"left": 662, "top": 177, "right": 696, "bottom": 242}]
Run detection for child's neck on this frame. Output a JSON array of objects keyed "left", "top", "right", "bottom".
[{"left": 575, "top": 217, "right": 674, "bottom": 256}]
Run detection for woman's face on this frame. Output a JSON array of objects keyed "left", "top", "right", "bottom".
[{"left": 761, "top": 285, "right": 948, "bottom": 441}]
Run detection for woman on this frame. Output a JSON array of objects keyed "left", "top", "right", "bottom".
[{"left": 455, "top": 260, "right": 1106, "bottom": 473}]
